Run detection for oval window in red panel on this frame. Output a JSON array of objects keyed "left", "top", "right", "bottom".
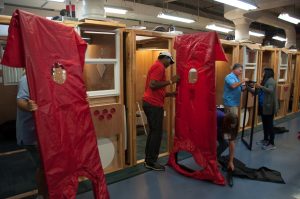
[
  {"left": 107, "top": 114, "right": 112, "bottom": 120},
  {"left": 98, "top": 115, "right": 104, "bottom": 121},
  {"left": 94, "top": 110, "right": 100, "bottom": 116},
  {"left": 102, "top": 109, "right": 108, "bottom": 115},
  {"left": 110, "top": 108, "right": 116, "bottom": 114}
]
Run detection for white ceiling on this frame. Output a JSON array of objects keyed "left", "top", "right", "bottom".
[{"left": 4, "top": 0, "right": 65, "bottom": 10}]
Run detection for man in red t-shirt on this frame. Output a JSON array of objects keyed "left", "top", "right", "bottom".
[{"left": 143, "top": 52, "right": 179, "bottom": 171}]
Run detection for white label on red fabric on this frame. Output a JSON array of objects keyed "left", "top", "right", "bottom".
[
  {"left": 52, "top": 62, "right": 66, "bottom": 84},
  {"left": 188, "top": 68, "right": 198, "bottom": 84}
]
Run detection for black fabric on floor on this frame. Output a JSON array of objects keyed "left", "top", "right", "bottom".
[
  {"left": 219, "top": 156, "right": 285, "bottom": 184},
  {"left": 0, "top": 151, "right": 36, "bottom": 198}
]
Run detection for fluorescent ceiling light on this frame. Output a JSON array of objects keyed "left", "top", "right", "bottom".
[
  {"left": 84, "top": 31, "right": 115, "bottom": 35},
  {"left": 157, "top": 13, "right": 195, "bottom": 23},
  {"left": 214, "top": 0, "right": 257, "bottom": 11},
  {"left": 272, "top": 36, "right": 287, "bottom": 42},
  {"left": 249, "top": 31, "right": 265, "bottom": 37},
  {"left": 104, "top": 7, "right": 128, "bottom": 14},
  {"left": 47, "top": 0, "right": 65, "bottom": 2},
  {"left": 206, "top": 24, "right": 233, "bottom": 33},
  {"left": 278, "top": 13, "right": 300, "bottom": 24}
]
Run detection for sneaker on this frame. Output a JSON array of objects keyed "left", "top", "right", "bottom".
[
  {"left": 262, "top": 144, "right": 276, "bottom": 150},
  {"left": 36, "top": 195, "right": 44, "bottom": 199},
  {"left": 144, "top": 162, "right": 165, "bottom": 171},
  {"left": 256, "top": 140, "right": 268, "bottom": 146}
]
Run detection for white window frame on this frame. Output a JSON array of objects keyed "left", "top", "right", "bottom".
[
  {"left": 242, "top": 46, "right": 258, "bottom": 82},
  {"left": 0, "top": 42, "right": 23, "bottom": 85},
  {"left": 2, "top": 65, "right": 23, "bottom": 85},
  {"left": 80, "top": 28, "right": 121, "bottom": 97},
  {"left": 278, "top": 51, "right": 288, "bottom": 83}
]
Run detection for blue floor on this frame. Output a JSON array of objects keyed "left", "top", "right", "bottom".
[{"left": 78, "top": 116, "right": 300, "bottom": 199}]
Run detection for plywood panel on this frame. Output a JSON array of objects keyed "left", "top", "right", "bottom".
[
  {"left": 137, "top": 39, "right": 169, "bottom": 49},
  {"left": 84, "top": 34, "right": 116, "bottom": 59},
  {"left": 90, "top": 104, "right": 124, "bottom": 137},
  {"left": 292, "top": 55, "right": 300, "bottom": 112},
  {"left": 135, "top": 50, "right": 152, "bottom": 107},
  {"left": 262, "top": 51, "right": 275, "bottom": 68},
  {"left": 90, "top": 104, "right": 125, "bottom": 173},
  {"left": 216, "top": 50, "right": 233, "bottom": 105},
  {"left": 0, "top": 84, "right": 18, "bottom": 124}
]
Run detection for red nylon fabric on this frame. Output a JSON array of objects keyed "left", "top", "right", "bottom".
[
  {"left": 2, "top": 10, "right": 109, "bottom": 199},
  {"left": 168, "top": 32, "right": 227, "bottom": 185}
]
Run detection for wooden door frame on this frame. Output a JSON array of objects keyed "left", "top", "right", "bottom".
[
  {"left": 292, "top": 53, "right": 300, "bottom": 112},
  {"left": 124, "top": 29, "right": 175, "bottom": 166}
]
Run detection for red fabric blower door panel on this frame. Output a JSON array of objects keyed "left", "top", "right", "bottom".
[
  {"left": 2, "top": 10, "right": 109, "bottom": 199},
  {"left": 168, "top": 32, "right": 227, "bottom": 185}
]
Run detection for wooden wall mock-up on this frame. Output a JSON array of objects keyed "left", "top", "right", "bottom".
[
  {"left": 77, "top": 21, "right": 126, "bottom": 174},
  {"left": 290, "top": 53, "right": 300, "bottom": 113},
  {"left": 216, "top": 40, "right": 239, "bottom": 106},
  {"left": 275, "top": 49, "right": 290, "bottom": 118}
]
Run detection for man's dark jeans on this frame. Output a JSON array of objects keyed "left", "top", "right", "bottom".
[{"left": 143, "top": 101, "right": 164, "bottom": 164}]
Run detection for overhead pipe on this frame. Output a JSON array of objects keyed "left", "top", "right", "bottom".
[
  {"left": 224, "top": 0, "right": 296, "bottom": 48},
  {"left": 247, "top": 12, "right": 296, "bottom": 48},
  {"left": 76, "top": 0, "right": 105, "bottom": 20}
]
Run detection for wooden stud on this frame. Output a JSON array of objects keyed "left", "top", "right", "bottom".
[
  {"left": 0, "top": 15, "right": 11, "bottom": 25},
  {"left": 238, "top": 44, "right": 260, "bottom": 130},
  {"left": 79, "top": 19, "right": 126, "bottom": 28},
  {"left": 292, "top": 54, "right": 300, "bottom": 112},
  {"left": 124, "top": 30, "right": 136, "bottom": 166}
]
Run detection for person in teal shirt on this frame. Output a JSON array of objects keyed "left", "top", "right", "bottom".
[
  {"left": 17, "top": 74, "right": 48, "bottom": 199},
  {"left": 223, "top": 63, "right": 248, "bottom": 115}
]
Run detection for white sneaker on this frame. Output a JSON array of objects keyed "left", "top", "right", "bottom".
[
  {"left": 36, "top": 195, "right": 44, "bottom": 199},
  {"left": 262, "top": 144, "right": 276, "bottom": 150}
]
